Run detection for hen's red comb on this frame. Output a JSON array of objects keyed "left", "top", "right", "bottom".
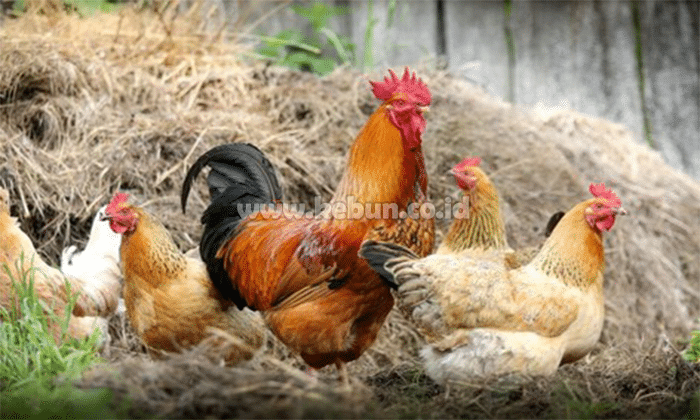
[
  {"left": 370, "top": 67, "right": 431, "bottom": 105},
  {"left": 453, "top": 156, "right": 482, "bottom": 172},
  {"left": 589, "top": 183, "right": 621, "bottom": 207},
  {"left": 106, "top": 192, "right": 129, "bottom": 215}
]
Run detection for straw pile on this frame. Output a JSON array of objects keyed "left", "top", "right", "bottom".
[{"left": 1, "top": 3, "right": 698, "bottom": 418}]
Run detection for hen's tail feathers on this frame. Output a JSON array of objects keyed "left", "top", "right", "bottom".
[
  {"left": 544, "top": 211, "right": 565, "bottom": 238},
  {"left": 180, "top": 143, "right": 282, "bottom": 308},
  {"left": 359, "top": 240, "right": 420, "bottom": 289}
]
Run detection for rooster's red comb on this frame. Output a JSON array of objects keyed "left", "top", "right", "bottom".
[
  {"left": 106, "top": 192, "right": 129, "bottom": 215},
  {"left": 370, "top": 67, "right": 431, "bottom": 105},
  {"left": 589, "top": 183, "right": 621, "bottom": 207},
  {"left": 452, "top": 157, "right": 482, "bottom": 172}
]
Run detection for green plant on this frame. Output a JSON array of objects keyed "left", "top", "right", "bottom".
[
  {"left": 256, "top": 1, "right": 354, "bottom": 75},
  {"left": 547, "top": 381, "right": 618, "bottom": 419},
  {"left": 10, "top": 0, "right": 122, "bottom": 18},
  {"left": 0, "top": 258, "right": 127, "bottom": 419},
  {"left": 361, "top": 0, "right": 378, "bottom": 72},
  {"left": 683, "top": 328, "right": 700, "bottom": 363}
]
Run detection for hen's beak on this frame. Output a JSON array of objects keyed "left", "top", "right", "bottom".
[
  {"left": 614, "top": 207, "right": 628, "bottom": 216},
  {"left": 417, "top": 105, "right": 430, "bottom": 114},
  {"left": 100, "top": 214, "right": 112, "bottom": 222}
]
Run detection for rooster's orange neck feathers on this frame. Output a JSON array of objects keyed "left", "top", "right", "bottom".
[
  {"left": 531, "top": 200, "right": 605, "bottom": 288},
  {"left": 331, "top": 104, "right": 426, "bottom": 208}
]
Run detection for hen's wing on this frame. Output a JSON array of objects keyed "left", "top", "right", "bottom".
[{"left": 391, "top": 252, "right": 581, "bottom": 339}]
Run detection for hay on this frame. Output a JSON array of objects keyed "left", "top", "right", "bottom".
[{"left": 0, "top": 4, "right": 698, "bottom": 418}]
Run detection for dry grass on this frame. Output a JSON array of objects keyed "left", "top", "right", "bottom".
[{"left": 0, "top": 3, "right": 698, "bottom": 418}]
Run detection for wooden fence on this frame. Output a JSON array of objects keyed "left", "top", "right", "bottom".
[{"left": 230, "top": 0, "right": 699, "bottom": 179}]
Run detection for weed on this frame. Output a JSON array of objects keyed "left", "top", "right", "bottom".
[
  {"left": 0, "top": 258, "right": 127, "bottom": 419},
  {"left": 683, "top": 327, "right": 700, "bottom": 363},
  {"left": 255, "top": 1, "right": 354, "bottom": 76},
  {"left": 547, "top": 380, "right": 618, "bottom": 419},
  {"left": 10, "top": 0, "right": 122, "bottom": 17}
]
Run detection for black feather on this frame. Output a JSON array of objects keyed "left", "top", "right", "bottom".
[
  {"left": 327, "top": 278, "right": 346, "bottom": 290},
  {"left": 181, "top": 142, "right": 282, "bottom": 308},
  {"left": 544, "top": 211, "right": 566, "bottom": 238},
  {"left": 358, "top": 240, "right": 419, "bottom": 289}
]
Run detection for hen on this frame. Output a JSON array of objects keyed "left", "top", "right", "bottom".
[
  {"left": 103, "top": 193, "right": 264, "bottom": 364},
  {"left": 61, "top": 204, "right": 123, "bottom": 312},
  {"left": 0, "top": 188, "right": 119, "bottom": 345},
  {"left": 442, "top": 156, "right": 562, "bottom": 270},
  {"left": 443, "top": 156, "right": 509, "bottom": 252},
  {"left": 181, "top": 68, "right": 435, "bottom": 380},
  {"left": 360, "top": 183, "right": 626, "bottom": 383}
]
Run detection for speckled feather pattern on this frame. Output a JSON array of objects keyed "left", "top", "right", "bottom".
[
  {"left": 119, "top": 206, "right": 264, "bottom": 364},
  {"left": 383, "top": 194, "right": 610, "bottom": 381}
]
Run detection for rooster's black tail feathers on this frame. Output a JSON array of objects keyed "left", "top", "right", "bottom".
[
  {"left": 181, "top": 142, "right": 282, "bottom": 308},
  {"left": 181, "top": 142, "right": 281, "bottom": 213}
]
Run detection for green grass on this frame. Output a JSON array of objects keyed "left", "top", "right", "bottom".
[
  {"left": 683, "top": 326, "right": 700, "bottom": 363},
  {"left": 255, "top": 1, "right": 354, "bottom": 76},
  {"left": 546, "top": 380, "right": 618, "bottom": 419},
  {"left": 0, "top": 257, "right": 127, "bottom": 419},
  {"left": 11, "top": 0, "right": 123, "bottom": 18},
  {"left": 362, "top": 0, "right": 378, "bottom": 72}
]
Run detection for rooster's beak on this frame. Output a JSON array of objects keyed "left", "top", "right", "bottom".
[
  {"left": 614, "top": 207, "right": 628, "bottom": 216},
  {"left": 417, "top": 106, "right": 430, "bottom": 114},
  {"left": 100, "top": 214, "right": 112, "bottom": 222}
]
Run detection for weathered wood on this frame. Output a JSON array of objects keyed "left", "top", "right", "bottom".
[
  {"left": 226, "top": 1, "right": 310, "bottom": 44},
  {"left": 510, "top": 0, "right": 642, "bottom": 138},
  {"left": 347, "top": 0, "right": 440, "bottom": 71},
  {"left": 444, "top": 0, "right": 509, "bottom": 100},
  {"left": 640, "top": 0, "right": 700, "bottom": 178},
  {"left": 212, "top": 0, "right": 699, "bottom": 179}
]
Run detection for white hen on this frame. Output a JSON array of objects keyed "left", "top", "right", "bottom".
[{"left": 61, "top": 204, "right": 124, "bottom": 314}]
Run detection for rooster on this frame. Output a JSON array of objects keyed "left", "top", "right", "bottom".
[
  {"left": 103, "top": 192, "right": 264, "bottom": 364},
  {"left": 61, "top": 205, "right": 123, "bottom": 312},
  {"left": 181, "top": 68, "right": 435, "bottom": 381},
  {"left": 360, "top": 183, "right": 626, "bottom": 382},
  {"left": 0, "top": 187, "right": 119, "bottom": 346}
]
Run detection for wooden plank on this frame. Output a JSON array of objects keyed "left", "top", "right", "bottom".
[
  {"left": 444, "top": 0, "right": 510, "bottom": 100},
  {"left": 226, "top": 1, "right": 311, "bottom": 45},
  {"left": 510, "top": 0, "right": 642, "bottom": 137},
  {"left": 640, "top": 0, "right": 700, "bottom": 178},
  {"left": 348, "top": 0, "right": 440, "bottom": 71}
]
